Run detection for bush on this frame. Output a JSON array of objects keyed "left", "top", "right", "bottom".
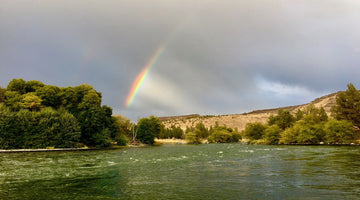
[
  {"left": 243, "top": 123, "right": 266, "bottom": 140},
  {"left": 279, "top": 115, "right": 326, "bottom": 144},
  {"left": 263, "top": 125, "right": 282, "bottom": 145},
  {"left": 185, "top": 132, "right": 201, "bottom": 144},
  {"left": 325, "top": 119, "right": 356, "bottom": 144},
  {"left": 116, "top": 134, "right": 129, "bottom": 146}
]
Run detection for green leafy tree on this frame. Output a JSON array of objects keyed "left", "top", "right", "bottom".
[
  {"left": 332, "top": 83, "right": 360, "bottom": 128},
  {"left": 207, "top": 124, "right": 241, "bottom": 143},
  {"left": 36, "top": 85, "right": 61, "bottom": 107},
  {"left": 7, "top": 78, "right": 26, "bottom": 94},
  {"left": 243, "top": 122, "right": 266, "bottom": 140},
  {"left": 268, "top": 109, "right": 295, "bottom": 130},
  {"left": 25, "top": 80, "right": 44, "bottom": 93},
  {"left": 0, "top": 86, "right": 5, "bottom": 103},
  {"left": 20, "top": 93, "right": 42, "bottom": 111},
  {"left": 324, "top": 119, "right": 356, "bottom": 144},
  {"left": 264, "top": 125, "right": 282, "bottom": 145},
  {"left": 4, "top": 91, "right": 22, "bottom": 111},
  {"left": 172, "top": 126, "right": 184, "bottom": 139},
  {"left": 195, "top": 122, "right": 209, "bottom": 139},
  {"left": 59, "top": 87, "right": 78, "bottom": 112},
  {"left": 116, "top": 134, "right": 129, "bottom": 146},
  {"left": 279, "top": 127, "right": 297, "bottom": 144},
  {"left": 0, "top": 104, "right": 19, "bottom": 148},
  {"left": 185, "top": 132, "right": 202, "bottom": 144},
  {"left": 280, "top": 115, "right": 326, "bottom": 144},
  {"left": 137, "top": 116, "right": 162, "bottom": 144},
  {"left": 78, "top": 90, "right": 102, "bottom": 110},
  {"left": 295, "top": 109, "right": 304, "bottom": 121}
]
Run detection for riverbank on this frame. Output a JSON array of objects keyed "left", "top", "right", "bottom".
[
  {"left": 0, "top": 147, "right": 101, "bottom": 153},
  {"left": 155, "top": 138, "right": 188, "bottom": 144}
]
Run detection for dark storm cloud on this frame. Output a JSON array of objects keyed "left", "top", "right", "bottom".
[{"left": 1, "top": 0, "right": 360, "bottom": 120}]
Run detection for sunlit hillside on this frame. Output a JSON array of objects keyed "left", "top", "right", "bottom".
[{"left": 161, "top": 92, "right": 340, "bottom": 131}]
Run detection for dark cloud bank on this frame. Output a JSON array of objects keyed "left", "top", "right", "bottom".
[{"left": 1, "top": 0, "right": 360, "bottom": 120}]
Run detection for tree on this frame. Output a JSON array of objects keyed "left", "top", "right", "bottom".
[
  {"left": 20, "top": 93, "right": 42, "bottom": 111},
  {"left": 0, "top": 104, "right": 18, "bottom": 149},
  {"left": 207, "top": 124, "right": 241, "bottom": 143},
  {"left": 36, "top": 85, "right": 61, "bottom": 107},
  {"left": 137, "top": 116, "right": 162, "bottom": 144},
  {"left": 295, "top": 109, "right": 304, "bottom": 121},
  {"left": 7, "top": 78, "right": 26, "bottom": 94},
  {"left": 243, "top": 122, "right": 266, "bottom": 140},
  {"left": 25, "top": 80, "right": 44, "bottom": 93},
  {"left": 4, "top": 91, "right": 22, "bottom": 111},
  {"left": 78, "top": 90, "right": 102, "bottom": 110},
  {"left": 0, "top": 86, "right": 5, "bottom": 103},
  {"left": 195, "top": 122, "right": 209, "bottom": 139},
  {"left": 268, "top": 109, "right": 295, "bottom": 130},
  {"left": 324, "top": 119, "right": 356, "bottom": 144},
  {"left": 332, "top": 83, "right": 360, "bottom": 128},
  {"left": 280, "top": 115, "right": 326, "bottom": 144},
  {"left": 185, "top": 132, "right": 201, "bottom": 144},
  {"left": 264, "top": 125, "right": 282, "bottom": 145}
]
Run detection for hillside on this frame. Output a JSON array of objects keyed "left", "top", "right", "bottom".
[{"left": 161, "top": 91, "right": 340, "bottom": 131}]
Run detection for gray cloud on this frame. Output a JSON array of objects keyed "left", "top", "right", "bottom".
[{"left": 1, "top": 0, "right": 360, "bottom": 120}]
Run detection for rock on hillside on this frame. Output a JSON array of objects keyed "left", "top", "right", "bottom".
[{"left": 161, "top": 91, "right": 340, "bottom": 131}]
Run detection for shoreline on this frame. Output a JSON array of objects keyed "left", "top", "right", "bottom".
[
  {"left": 155, "top": 138, "right": 188, "bottom": 144},
  {"left": 1, "top": 141, "right": 358, "bottom": 153},
  {"left": 0, "top": 147, "right": 100, "bottom": 153}
]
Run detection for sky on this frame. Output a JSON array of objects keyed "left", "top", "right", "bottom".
[{"left": 1, "top": 0, "right": 360, "bottom": 121}]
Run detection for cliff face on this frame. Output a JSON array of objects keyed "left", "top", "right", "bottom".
[{"left": 161, "top": 92, "right": 340, "bottom": 131}]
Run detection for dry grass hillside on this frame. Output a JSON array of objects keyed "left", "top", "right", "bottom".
[{"left": 161, "top": 91, "right": 341, "bottom": 131}]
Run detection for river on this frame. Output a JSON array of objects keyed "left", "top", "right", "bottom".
[{"left": 1, "top": 144, "right": 360, "bottom": 199}]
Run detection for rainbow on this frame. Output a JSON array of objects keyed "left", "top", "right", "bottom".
[{"left": 125, "top": 45, "right": 165, "bottom": 107}]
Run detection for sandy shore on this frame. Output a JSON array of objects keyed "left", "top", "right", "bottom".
[{"left": 155, "top": 138, "right": 188, "bottom": 144}]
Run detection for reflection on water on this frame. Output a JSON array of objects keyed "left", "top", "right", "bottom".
[{"left": 1, "top": 144, "right": 360, "bottom": 199}]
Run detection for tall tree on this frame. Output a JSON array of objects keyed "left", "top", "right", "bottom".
[
  {"left": 332, "top": 83, "right": 360, "bottom": 128},
  {"left": 137, "top": 116, "right": 162, "bottom": 144},
  {"left": 268, "top": 109, "right": 295, "bottom": 130}
]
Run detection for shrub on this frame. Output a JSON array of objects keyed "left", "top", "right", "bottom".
[
  {"left": 185, "top": 132, "right": 201, "bottom": 144},
  {"left": 263, "top": 125, "right": 282, "bottom": 145},
  {"left": 243, "top": 123, "right": 266, "bottom": 140},
  {"left": 116, "top": 134, "right": 129, "bottom": 146},
  {"left": 325, "top": 119, "right": 356, "bottom": 144}
]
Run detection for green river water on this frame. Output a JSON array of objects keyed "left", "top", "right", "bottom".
[{"left": 0, "top": 144, "right": 360, "bottom": 199}]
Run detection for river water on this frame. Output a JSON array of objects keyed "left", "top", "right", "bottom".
[{"left": 0, "top": 144, "right": 360, "bottom": 199}]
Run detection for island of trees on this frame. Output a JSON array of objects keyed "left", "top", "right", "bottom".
[{"left": 0, "top": 79, "right": 359, "bottom": 149}]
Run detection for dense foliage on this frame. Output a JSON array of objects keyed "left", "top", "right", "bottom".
[
  {"left": 332, "top": 83, "right": 360, "bottom": 128},
  {"left": 137, "top": 116, "right": 162, "bottom": 145},
  {"left": 159, "top": 125, "right": 184, "bottom": 139},
  {"left": 207, "top": 124, "right": 241, "bottom": 143},
  {"left": 0, "top": 79, "right": 125, "bottom": 148},
  {"left": 241, "top": 83, "right": 360, "bottom": 145},
  {"left": 0, "top": 104, "right": 80, "bottom": 149}
]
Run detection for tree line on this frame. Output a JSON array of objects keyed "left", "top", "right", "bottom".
[
  {"left": 163, "top": 83, "right": 360, "bottom": 145},
  {"left": 239, "top": 83, "right": 360, "bottom": 145},
  {"left": 0, "top": 79, "right": 125, "bottom": 149},
  {"left": 1, "top": 79, "right": 359, "bottom": 148}
]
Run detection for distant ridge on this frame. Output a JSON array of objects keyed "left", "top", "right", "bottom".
[
  {"left": 161, "top": 91, "right": 341, "bottom": 131},
  {"left": 158, "top": 114, "right": 201, "bottom": 122}
]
